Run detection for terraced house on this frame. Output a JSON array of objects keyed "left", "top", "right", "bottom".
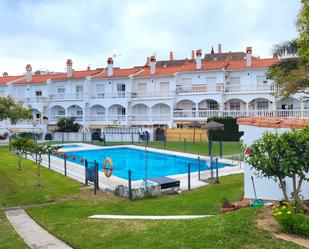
[{"left": 0, "top": 45, "right": 308, "bottom": 133}]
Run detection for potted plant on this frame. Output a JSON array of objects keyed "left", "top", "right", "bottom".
[{"left": 220, "top": 198, "right": 235, "bottom": 212}]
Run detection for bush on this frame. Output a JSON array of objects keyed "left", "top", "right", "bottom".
[
  {"left": 273, "top": 202, "right": 309, "bottom": 237},
  {"left": 207, "top": 117, "right": 244, "bottom": 141}
]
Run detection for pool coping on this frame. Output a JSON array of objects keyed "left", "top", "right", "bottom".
[{"left": 42, "top": 143, "right": 244, "bottom": 191}]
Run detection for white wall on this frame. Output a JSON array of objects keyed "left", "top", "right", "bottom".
[{"left": 239, "top": 125, "right": 309, "bottom": 200}]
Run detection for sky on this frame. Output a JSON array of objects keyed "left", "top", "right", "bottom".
[{"left": 0, "top": 0, "right": 301, "bottom": 75}]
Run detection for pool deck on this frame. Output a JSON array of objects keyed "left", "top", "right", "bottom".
[{"left": 41, "top": 143, "right": 244, "bottom": 191}]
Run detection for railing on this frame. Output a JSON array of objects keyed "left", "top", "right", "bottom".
[
  {"left": 174, "top": 110, "right": 220, "bottom": 118},
  {"left": 225, "top": 84, "right": 276, "bottom": 93},
  {"left": 49, "top": 93, "right": 88, "bottom": 100},
  {"left": 176, "top": 84, "right": 224, "bottom": 94},
  {"left": 108, "top": 115, "right": 126, "bottom": 121},
  {"left": 49, "top": 115, "right": 66, "bottom": 121},
  {"left": 86, "top": 115, "right": 106, "bottom": 121},
  {"left": 1, "top": 119, "right": 46, "bottom": 126},
  {"left": 152, "top": 114, "right": 171, "bottom": 121},
  {"left": 131, "top": 91, "right": 174, "bottom": 98},
  {"left": 129, "top": 115, "right": 150, "bottom": 121},
  {"left": 90, "top": 92, "right": 129, "bottom": 99}
]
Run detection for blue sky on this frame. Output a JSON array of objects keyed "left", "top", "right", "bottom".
[{"left": 0, "top": 0, "right": 301, "bottom": 75}]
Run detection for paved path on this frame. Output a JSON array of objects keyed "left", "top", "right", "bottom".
[
  {"left": 89, "top": 214, "right": 212, "bottom": 220},
  {"left": 5, "top": 209, "right": 72, "bottom": 249}
]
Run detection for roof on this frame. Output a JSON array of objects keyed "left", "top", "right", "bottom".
[
  {"left": 14, "top": 69, "right": 102, "bottom": 84},
  {"left": 179, "top": 60, "right": 226, "bottom": 72},
  {"left": 93, "top": 68, "right": 142, "bottom": 79},
  {"left": 237, "top": 117, "right": 309, "bottom": 128},
  {"left": 0, "top": 76, "right": 24, "bottom": 85},
  {"left": 134, "top": 66, "right": 182, "bottom": 77},
  {"left": 226, "top": 58, "right": 279, "bottom": 70},
  {"left": 204, "top": 51, "right": 247, "bottom": 61}
]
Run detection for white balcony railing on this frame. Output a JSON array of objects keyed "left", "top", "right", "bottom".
[
  {"left": 131, "top": 91, "right": 174, "bottom": 98},
  {"left": 91, "top": 92, "right": 129, "bottom": 99},
  {"left": 152, "top": 114, "right": 171, "bottom": 121},
  {"left": 225, "top": 84, "right": 276, "bottom": 93},
  {"left": 49, "top": 93, "right": 88, "bottom": 100},
  {"left": 86, "top": 115, "right": 106, "bottom": 121},
  {"left": 49, "top": 115, "right": 66, "bottom": 121},
  {"left": 108, "top": 115, "right": 126, "bottom": 121},
  {"left": 176, "top": 84, "right": 224, "bottom": 94}
]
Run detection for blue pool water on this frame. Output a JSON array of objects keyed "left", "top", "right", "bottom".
[
  {"left": 58, "top": 148, "right": 230, "bottom": 180},
  {"left": 61, "top": 144, "right": 81, "bottom": 149}
]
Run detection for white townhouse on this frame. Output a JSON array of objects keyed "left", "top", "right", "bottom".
[{"left": 0, "top": 45, "right": 308, "bottom": 133}]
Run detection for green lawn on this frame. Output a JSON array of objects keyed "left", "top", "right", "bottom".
[
  {"left": 44, "top": 140, "right": 242, "bottom": 156},
  {"left": 0, "top": 147, "right": 303, "bottom": 249}
]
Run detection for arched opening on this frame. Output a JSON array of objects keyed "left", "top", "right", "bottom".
[
  {"left": 277, "top": 97, "right": 301, "bottom": 110},
  {"left": 152, "top": 103, "right": 171, "bottom": 121},
  {"left": 108, "top": 104, "right": 126, "bottom": 121},
  {"left": 224, "top": 98, "right": 246, "bottom": 117},
  {"left": 198, "top": 99, "right": 220, "bottom": 118},
  {"left": 132, "top": 104, "right": 149, "bottom": 121},
  {"left": 67, "top": 105, "right": 83, "bottom": 121},
  {"left": 50, "top": 105, "right": 65, "bottom": 122},
  {"left": 174, "top": 100, "right": 196, "bottom": 118},
  {"left": 90, "top": 105, "right": 106, "bottom": 121}
]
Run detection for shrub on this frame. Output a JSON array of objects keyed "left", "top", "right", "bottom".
[{"left": 273, "top": 202, "right": 309, "bottom": 237}]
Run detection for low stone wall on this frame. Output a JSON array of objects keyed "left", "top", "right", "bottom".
[{"left": 115, "top": 184, "right": 161, "bottom": 200}]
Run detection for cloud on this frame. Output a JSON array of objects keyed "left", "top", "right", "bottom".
[{"left": 0, "top": 0, "right": 300, "bottom": 75}]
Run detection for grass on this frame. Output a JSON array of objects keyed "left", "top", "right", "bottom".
[
  {"left": 26, "top": 174, "right": 302, "bottom": 249},
  {"left": 0, "top": 146, "right": 82, "bottom": 208},
  {"left": 44, "top": 140, "right": 242, "bottom": 156},
  {"left": 0, "top": 147, "right": 303, "bottom": 248}
]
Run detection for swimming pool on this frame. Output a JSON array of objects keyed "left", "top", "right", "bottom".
[
  {"left": 61, "top": 144, "right": 81, "bottom": 149},
  {"left": 58, "top": 147, "right": 230, "bottom": 180}
]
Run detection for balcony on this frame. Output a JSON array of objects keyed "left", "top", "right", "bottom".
[
  {"left": 176, "top": 84, "right": 224, "bottom": 94},
  {"left": 131, "top": 91, "right": 174, "bottom": 99},
  {"left": 225, "top": 84, "right": 276, "bottom": 93},
  {"left": 90, "top": 92, "right": 129, "bottom": 99},
  {"left": 49, "top": 93, "right": 88, "bottom": 100},
  {"left": 174, "top": 110, "right": 220, "bottom": 119}
]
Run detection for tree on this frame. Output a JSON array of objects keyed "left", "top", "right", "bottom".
[
  {"left": 56, "top": 117, "right": 81, "bottom": 132},
  {"left": 0, "top": 96, "right": 32, "bottom": 124},
  {"left": 29, "top": 144, "right": 58, "bottom": 186},
  {"left": 245, "top": 128, "right": 309, "bottom": 211},
  {"left": 297, "top": 0, "right": 309, "bottom": 64},
  {"left": 11, "top": 137, "right": 35, "bottom": 171},
  {"left": 267, "top": 1, "right": 309, "bottom": 99}
]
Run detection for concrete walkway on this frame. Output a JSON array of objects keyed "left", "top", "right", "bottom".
[
  {"left": 89, "top": 214, "right": 212, "bottom": 220},
  {"left": 5, "top": 209, "right": 72, "bottom": 249}
]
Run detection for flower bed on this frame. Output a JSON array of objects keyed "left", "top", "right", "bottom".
[{"left": 273, "top": 202, "right": 309, "bottom": 237}]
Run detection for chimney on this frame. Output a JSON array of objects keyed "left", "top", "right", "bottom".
[
  {"left": 145, "top": 57, "right": 150, "bottom": 67},
  {"left": 218, "top": 44, "right": 222, "bottom": 54},
  {"left": 150, "top": 55, "right": 156, "bottom": 75},
  {"left": 35, "top": 71, "right": 41, "bottom": 75},
  {"left": 246, "top": 47, "right": 252, "bottom": 67},
  {"left": 195, "top": 49, "right": 202, "bottom": 70},
  {"left": 273, "top": 52, "right": 278, "bottom": 59},
  {"left": 169, "top": 51, "right": 174, "bottom": 61},
  {"left": 184, "top": 58, "right": 189, "bottom": 65},
  {"left": 107, "top": 57, "right": 113, "bottom": 77},
  {"left": 191, "top": 50, "right": 195, "bottom": 60},
  {"left": 2, "top": 72, "right": 8, "bottom": 77},
  {"left": 87, "top": 65, "right": 91, "bottom": 71},
  {"left": 66, "top": 59, "right": 73, "bottom": 77},
  {"left": 26, "top": 64, "right": 32, "bottom": 82}
]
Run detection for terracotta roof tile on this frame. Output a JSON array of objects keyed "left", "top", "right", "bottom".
[
  {"left": 0, "top": 75, "right": 25, "bottom": 84},
  {"left": 227, "top": 58, "right": 279, "bottom": 70},
  {"left": 237, "top": 117, "right": 309, "bottom": 129}
]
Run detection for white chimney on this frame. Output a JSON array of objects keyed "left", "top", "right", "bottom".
[
  {"left": 107, "top": 57, "right": 113, "bottom": 77},
  {"left": 66, "top": 59, "right": 73, "bottom": 77},
  {"left": 150, "top": 56, "right": 156, "bottom": 75},
  {"left": 26, "top": 64, "right": 32, "bottom": 82},
  {"left": 246, "top": 47, "right": 252, "bottom": 67},
  {"left": 195, "top": 49, "right": 202, "bottom": 70},
  {"left": 169, "top": 51, "right": 174, "bottom": 61}
]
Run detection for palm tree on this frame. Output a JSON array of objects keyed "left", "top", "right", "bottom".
[{"left": 272, "top": 39, "right": 299, "bottom": 58}]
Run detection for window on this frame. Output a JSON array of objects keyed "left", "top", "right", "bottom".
[
  {"left": 76, "top": 85, "right": 84, "bottom": 93},
  {"left": 58, "top": 110, "right": 65, "bottom": 115},
  {"left": 117, "top": 84, "right": 126, "bottom": 92},
  {"left": 137, "top": 83, "right": 147, "bottom": 91},
  {"left": 257, "top": 76, "right": 267, "bottom": 84},
  {"left": 208, "top": 100, "right": 218, "bottom": 110},
  {"left": 230, "top": 101, "right": 240, "bottom": 110},
  {"left": 229, "top": 77, "right": 240, "bottom": 85},
  {"left": 257, "top": 101, "right": 269, "bottom": 110},
  {"left": 118, "top": 107, "right": 126, "bottom": 115},
  {"left": 57, "top": 87, "right": 65, "bottom": 94},
  {"left": 35, "top": 91, "right": 42, "bottom": 96},
  {"left": 77, "top": 110, "right": 83, "bottom": 116},
  {"left": 36, "top": 113, "right": 41, "bottom": 119},
  {"left": 159, "top": 82, "right": 169, "bottom": 91}
]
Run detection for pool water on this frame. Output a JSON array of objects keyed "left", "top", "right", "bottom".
[
  {"left": 61, "top": 144, "right": 81, "bottom": 149},
  {"left": 59, "top": 148, "right": 230, "bottom": 180}
]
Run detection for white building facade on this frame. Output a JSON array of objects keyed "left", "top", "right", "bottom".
[{"left": 0, "top": 46, "right": 308, "bottom": 133}]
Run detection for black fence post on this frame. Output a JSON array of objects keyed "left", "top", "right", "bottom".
[
  {"left": 96, "top": 161, "right": 99, "bottom": 190},
  {"left": 94, "top": 161, "right": 97, "bottom": 195},
  {"left": 215, "top": 157, "right": 219, "bottom": 183},
  {"left": 64, "top": 154, "right": 67, "bottom": 176},
  {"left": 128, "top": 170, "right": 132, "bottom": 200},
  {"left": 198, "top": 156, "right": 201, "bottom": 181},
  {"left": 188, "top": 163, "right": 191, "bottom": 190},
  {"left": 210, "top": 155, "right": 214, "bottom": 179},
  {"left": 184, "top": 138, "right": 187, "bottom": 152},
  {"left": 48, "top": 152, "right": 51, "bottom": 170},
  {"left": 208, "top": 140, "right": 212, "bottom": 156},
  {"left": 219, "top": 141, "right": 223, "bottom": 158},
  {"left": 84, "top": 159, "right": 88, "bottom": 185},
  {"left": 62, "top": 133, "right": 64, "bottom": 143},
  {"left": 9, "top": 136, "right": 11, "bottom": 151}
]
